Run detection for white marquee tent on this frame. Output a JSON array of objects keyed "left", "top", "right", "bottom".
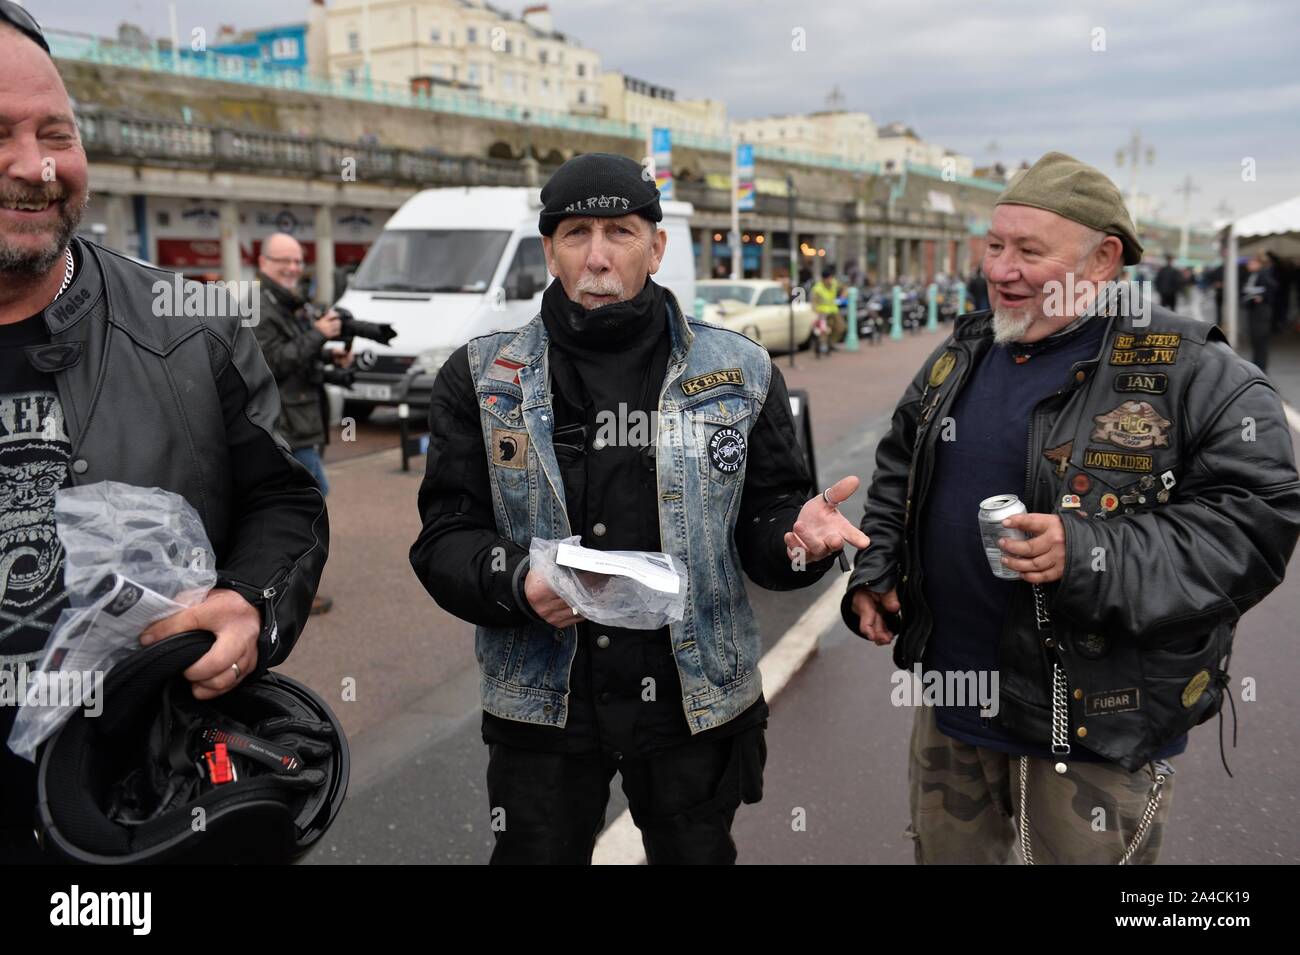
[{"left": 1223, "top": 195, "right": 1300, "bottom": 347}]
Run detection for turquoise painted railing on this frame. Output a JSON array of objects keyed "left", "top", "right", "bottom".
[{"left": 49, "top": 31, "right": 1014, "bottom": 189}]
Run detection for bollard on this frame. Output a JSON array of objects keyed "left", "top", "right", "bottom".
[
  {"left": 695, "top": 297, "right": 707, "bottom": 321},
  {"left": 927, "top": 283, "right": 938, "bottom": 332},
  {"left": 845, "top": 286, "right": 859, "bottom": 352},
  {"left": 398, "top": 402, "right": 411, "bottom": 472},
  {"left": 957, "top": 282, "right": 967, "bottom": 315},
  {"left": 890, "top": 285, "right": 904, "bottom": 340}
]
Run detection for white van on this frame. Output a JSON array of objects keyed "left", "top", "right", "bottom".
[{"left": 331, "top": 186, "right": 696, "bottom": 418}]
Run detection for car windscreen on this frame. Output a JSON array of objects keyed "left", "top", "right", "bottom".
[
  {"left": 349, "top": 230, "right": 511, "bottom": 293},
  {"left": 696, "top": 284, "right": 754, "bottom": 305}
]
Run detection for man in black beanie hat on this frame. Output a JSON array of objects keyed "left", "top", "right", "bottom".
[{"left": 412, "top": 152, "right": 869, "bottom": 864}]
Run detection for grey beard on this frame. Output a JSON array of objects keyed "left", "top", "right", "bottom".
[
  {"left": 0, "top": 192, "right": 87, "bottom": 279},
  {"left": 992, "top": 306, "right": 1035, "bottom": 344}
]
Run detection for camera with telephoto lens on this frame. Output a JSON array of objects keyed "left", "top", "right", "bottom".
[{"left": 333, "top": 307, "right": 397, "bottom": 346}]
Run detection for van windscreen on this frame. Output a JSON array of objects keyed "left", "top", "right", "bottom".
[{"left": 350, "top": 230, "right": 511, "bottom": 293}]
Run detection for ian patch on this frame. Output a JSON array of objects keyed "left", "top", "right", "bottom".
[
  {"left": 1109, "top": 332, "right": 1181, "bottom": 367},
  {"left": 487, "top": 357, "right": 525, "bottom": 385},
  {"left": 491, "top": 428, "right": 529, "bottom": 469},
  {"left": 1043, "top": 440, "right": 1073, "bottom": 478},
  {"left": 682, "top": 368, "right": 744, "bottom": 396},
  {"left": 1091, "top": 401, "right": 1171, "bottom": 451},
  {"left": 928, "top": 351, "right": 957, "bottom": 387},
  {"left": 1083, "top": 447, "right": 1153, "bottom": 473},
  {"left": 708, "top": 427, "right": 747, "bottom": 474},
  {"left": 1085, "top": 687, "right": 1140, "bottom": 716},
  {"left": 1114, "top": 371, "right": 1168, "bottom": 395}
]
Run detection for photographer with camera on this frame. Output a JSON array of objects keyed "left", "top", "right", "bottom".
[{"left": 253, "top": 233, "right": 351, "bottom": 614}]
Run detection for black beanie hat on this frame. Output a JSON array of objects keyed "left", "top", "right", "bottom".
[{"left": 538, "top": 153, "right": 663, "bottom": 236}]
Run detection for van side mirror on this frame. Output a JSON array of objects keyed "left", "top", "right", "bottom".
[{"left": 512, "top": 273, "right": 538, "bottom": 300}]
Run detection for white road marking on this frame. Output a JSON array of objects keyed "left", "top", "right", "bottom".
[{"left": 1284, "top": 401, "right": 1300, "bottom": 438}]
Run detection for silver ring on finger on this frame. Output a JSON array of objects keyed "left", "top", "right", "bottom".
[
  {"left": 822, "top": 488, "right": 835, "bottom": 507},
  {"left": 231, "top": 662, "right": 241, "bottom": 680}
]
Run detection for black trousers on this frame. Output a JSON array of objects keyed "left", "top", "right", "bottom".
[{"left": 485, "top": 726, "right": 766, "bottom": 865}]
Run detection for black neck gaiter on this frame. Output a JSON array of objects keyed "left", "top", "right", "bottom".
[{"left": 540, "top": 275, "right": 665, "bottom": 354}]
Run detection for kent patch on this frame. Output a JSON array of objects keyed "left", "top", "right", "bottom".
[
  {"left": 1085, "top": 688, "right": 1140, "bottom": 716},
  {"left": 682, "top": 368, "right": 744, "bottom": 396},
  {"left": 708, "top": 427, "right": 747, "bottom": 473},
  {"left": 487, "top": 357, "right": 525, "bottom": 385},
  {"left": 491, "top": 428, "right": 528, "bottom": 469},
  {"left": 1083, "top": 447, "right": 1153, "bottom": 473},
  {"left": 1114, "top": 372, "right": 1168, "bottom": 395},
  {"left": 1091, "top": 401, "right": 1172, "bottom": 451}
]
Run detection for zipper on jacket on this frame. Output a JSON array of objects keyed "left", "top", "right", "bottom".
[{"left": 221, "top": 570, "right": 288, "bottom": 662}]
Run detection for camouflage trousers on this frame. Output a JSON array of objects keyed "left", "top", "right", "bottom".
[{"left": 907, "top": 706, "right": 1175, "bottom": 864}]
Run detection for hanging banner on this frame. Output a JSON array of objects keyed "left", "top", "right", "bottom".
[
  {"left": 652, "top": 127, "right": 674, "bottom": 201},
  {"left": 736, "top": 143, "right": 755, "bottom": 211}
]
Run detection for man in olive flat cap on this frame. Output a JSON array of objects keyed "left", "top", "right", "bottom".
[
  {"left": 412, "top": 152, "right": 869, "bottom": 864},
  {"left": 843, "top": 151, "right": 1300, "bottom": 864}
]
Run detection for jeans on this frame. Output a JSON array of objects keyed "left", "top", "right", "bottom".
[{"left": 292, "top": 445, "right": 330, "bottom": 496}]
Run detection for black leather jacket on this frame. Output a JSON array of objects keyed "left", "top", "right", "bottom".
[
  {"left": 35, "top": 239, "right": 329, "bottom": 673},
  {"left": 842, "top": 304, "right": 1300, "bottom": 770},
  {"left": 252, "top": 273, "right": 329, "bottom": 449}
]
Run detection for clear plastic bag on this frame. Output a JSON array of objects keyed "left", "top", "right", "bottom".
[
  {"left": 7, "top": 482, "right": 217, "bottom": 762},
  {"left": 529, "top": 535, "right": 686, "bottom": 630}
]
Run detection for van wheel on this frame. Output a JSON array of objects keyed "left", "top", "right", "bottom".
[{"left": 342, "top": 400, "right": 374, "bottom": 423}]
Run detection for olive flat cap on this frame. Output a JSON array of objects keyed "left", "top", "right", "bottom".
[{"left": 996, "top": 151, "right": 1144, "bottom": 265}]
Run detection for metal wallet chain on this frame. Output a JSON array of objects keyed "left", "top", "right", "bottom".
[{"left": 1019, "top": 584, "right": 1166, "bottom": 865}]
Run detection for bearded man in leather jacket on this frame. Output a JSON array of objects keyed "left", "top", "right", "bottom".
[
  {"left": 0, "top": 12, "right": 328, "bottom": 862},
  {"left": 843, "top": 151, "right": 1300, "bottom": 864}
]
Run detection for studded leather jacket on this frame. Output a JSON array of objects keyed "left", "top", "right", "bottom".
[{"left": 842, "top": 304, "right": 1300, "bottom": 770}]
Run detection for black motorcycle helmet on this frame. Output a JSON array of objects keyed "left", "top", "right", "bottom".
[{"left": 35, "top": 631, "right": 348, "bottom": 864}]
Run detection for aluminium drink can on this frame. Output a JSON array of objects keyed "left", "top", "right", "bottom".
[{"left": 978, "top": 493, "right": 1028, "bottom": 580}]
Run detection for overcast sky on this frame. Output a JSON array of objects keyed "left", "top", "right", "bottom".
[{"left": 28, "top": 0, "right": 1300, "bottom": 226}]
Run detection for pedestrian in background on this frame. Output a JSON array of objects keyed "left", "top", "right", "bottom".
[
  {"left": 1242, "top": 253, "right": 1278, "bottom": 372},
  {"left": 1155, "top": 254, "right": 1182, "bottom": 311}
]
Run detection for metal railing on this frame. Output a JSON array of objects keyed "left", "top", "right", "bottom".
[
  {"left": 51, "top": 31, "right": 966, "bottom": 180},
  {"left": 77, "top": 107, "right": 554, "bottom": 188}
]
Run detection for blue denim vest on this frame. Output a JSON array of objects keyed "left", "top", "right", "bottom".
[{"left": 465, "top": 291, "right": 774, "bottom": 733}]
